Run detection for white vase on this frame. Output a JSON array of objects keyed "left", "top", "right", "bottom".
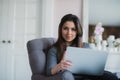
[
  {"left": 107, "top": 35, "right": 115, "bottom": 48},
  {"left": 94, "top": 35, "right": 102, "bottom": 50},
  {"left": 102, "top": 40, "right": 107, "bottom": 51}
]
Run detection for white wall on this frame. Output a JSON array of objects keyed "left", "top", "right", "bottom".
[
  {"left": 89, "top": 0, "right": 120, "bottom": 26},
  {"left": 41, "top": 0, "right": 89, "bottom": 42},
  {"left": 41, "top": 0, "right": 54, "bottom": 37},
  {"left": 53, "top": 0, "right": 82, "bottom": 38}
]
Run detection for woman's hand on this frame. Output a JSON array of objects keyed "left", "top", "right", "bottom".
[
  {"left": 59, "top": 59, "right": 72, "bottom": 70},
  {"left": 57, "top": 51, "right": 72, "bottom": 72},
  {"left": 59, "top": 51, "right": 72, "bottom": 70},
  {"left": 51, "top": 51, "right": 72, "bottom": 75}
]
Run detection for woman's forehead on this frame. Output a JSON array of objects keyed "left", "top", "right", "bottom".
[{"left": 63, "top": 21, "right": 75, "bottom": 27}]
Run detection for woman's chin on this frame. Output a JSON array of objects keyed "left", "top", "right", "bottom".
[{"left": 66, "top": 39, "right": 73, "bottom": 42}]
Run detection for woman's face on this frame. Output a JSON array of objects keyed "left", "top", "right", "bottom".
[{"left": 62, "top": 21, "right": 77, "bottom": 45}]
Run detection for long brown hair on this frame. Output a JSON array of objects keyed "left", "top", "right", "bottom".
[{"left": 54, "top": 14, "right": 83, "bottom": 62}]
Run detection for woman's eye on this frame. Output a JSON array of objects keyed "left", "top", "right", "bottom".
[
  {"left": 63, "top": 27, "right": 76, "bottom": 31},
  {"left": 63, "top": 27, "right": 68, "bottom": 30},
  {"left": 72, "top": 28, "right": 76, "bottom": 31}
]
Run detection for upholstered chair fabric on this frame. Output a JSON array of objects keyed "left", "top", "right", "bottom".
[
  {"left": 27, "top": 38, "right": 78, "bottom": 80},
  {"left": 27, "top": 37, "right": 119, "bottom": 80}
]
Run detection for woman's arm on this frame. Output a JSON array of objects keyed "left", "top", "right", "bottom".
[
  {"left": 51, "top": 59, "right": 72, "bottom": 75},
  {"left": 51, "top": 63, "right": 62, "bottom": 74},
  {"left": 46, "top": 48, "right": 72, "bottom": 76},
  {"left": 46, "top": 47, "right": 58, "bottom": 76}
]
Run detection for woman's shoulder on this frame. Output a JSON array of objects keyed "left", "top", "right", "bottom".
[
  {"left": 48, "top": 46, "right": 57, "bottom": 55},
  {"left": 49, "top": 46, "right": 57, "bottom": 51},
  {"left": 83, "top": 42, "right": 90, "bottom": 48}
]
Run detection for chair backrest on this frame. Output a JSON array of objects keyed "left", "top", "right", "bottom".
[{"left": 27, "top": 38, "right": 56, "bottom": 75}]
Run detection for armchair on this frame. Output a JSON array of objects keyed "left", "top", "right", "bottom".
[{"left": 27, "top": 38, "right": 76, "bottom": 80}]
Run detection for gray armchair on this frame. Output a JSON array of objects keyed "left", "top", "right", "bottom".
[
  {"left": 27, "top": 38, "right": 76, "bottom": 80},
  {"left": 27, "top": 38, "right": 119, "bottom": 80}
]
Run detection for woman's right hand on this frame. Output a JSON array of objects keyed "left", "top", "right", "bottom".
[
  {"left": 58, "top": 51, "right": 72, "bottom": 70},
  {"left": 58, "top": 59, "right": 72, "bottom": 70},
  {"left": 51, "top": 51, "right": 72, "bottom": 75}
]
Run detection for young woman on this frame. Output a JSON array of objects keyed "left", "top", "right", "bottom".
[{"left": 46, "top": 14, "right": 118, "bottom": 80}]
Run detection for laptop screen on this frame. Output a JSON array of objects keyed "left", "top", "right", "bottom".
[{"left": 65, "top": 47, "right": 108, "bottom": 76}]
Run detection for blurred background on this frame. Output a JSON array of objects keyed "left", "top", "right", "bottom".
[{"left": 0, "top": 0, "right": 120, "bottom": 80}]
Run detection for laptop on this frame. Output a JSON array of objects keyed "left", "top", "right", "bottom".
[{"left": 65, "top": 47, "right": 108, "bottom": 76}]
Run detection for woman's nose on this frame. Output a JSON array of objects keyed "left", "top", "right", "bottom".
[{"left": 68, "top": 29, "right": 72, "bottom": 34}]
